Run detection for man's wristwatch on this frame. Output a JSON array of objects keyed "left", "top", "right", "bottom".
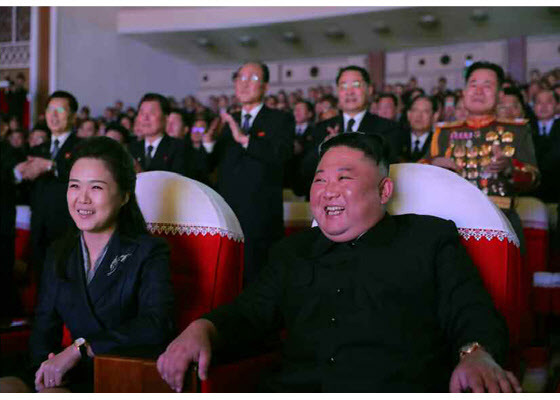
[
  {"left": 459, "top": 342, "right": 483, "bottom": 359},
  {"left": 74, "top": 337, "right": 88, "bottom": 359}
]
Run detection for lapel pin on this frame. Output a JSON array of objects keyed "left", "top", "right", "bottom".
[{"left": 107, "top": 253, "right": 132, "bottom": 276}]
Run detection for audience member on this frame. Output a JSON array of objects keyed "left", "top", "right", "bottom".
[
  {"left": 205, "top": 61, "right": 294, "bottom": 285},
  {"left": 376, "top": 93, "right": 399, "bottom": 121},
  {"left": 528, "top": 89, "right": 560, "bottom": 203},
  {"left": 77, "top": 118, "right": 98, "bottom": 139},
  {"left": 401, "top": 95, "right": 439, "bottom": 162},
  {"left": 128, "top": 93, "right": 188, "bottom": 176},
  {"left": 0, "top": 136, "right": 174, "bottom": 392},
  {"left": 497, "top": 87, "right": 525, "bottom": 120},
  {"left": 300, "top": 65, "right": 405, "bottom": 198},
  {"left": 157, "top": 132, "right": 519, "bottom": 393},
  {"left": 28, "top": 124, "right": 50, "bottom": 148},
  {"left": 14, "top": 91, "right": 83, "bottom": 273},
  {"left": 166, "top": 108, "right": 189, "bottom": 140},
  {"left": 430, "top": 61, "right": 538, "bottom": 252},
  {"left": 104, "top": 123, "right": 129, "bottom": 144}
]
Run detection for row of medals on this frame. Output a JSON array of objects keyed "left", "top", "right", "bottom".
[{"left": 448, "top": 127, "right": 515, "bottom": 195}]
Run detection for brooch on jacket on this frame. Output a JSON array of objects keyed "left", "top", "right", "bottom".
[{"left": 107, "top": 253, "right": 132, "bottom": 276}]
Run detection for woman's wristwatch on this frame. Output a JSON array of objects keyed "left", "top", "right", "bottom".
[{"left": 73, "top": 337, "right": 89, "bottom": 359}]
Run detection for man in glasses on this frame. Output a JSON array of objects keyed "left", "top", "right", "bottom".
[
  {"left": 205, "top": 61, "right": 294, "bottom": 285},
  {"left": 300, "top": 65, "right": 405, "bottom": 196},
  {"left": 13, "top": 91, "right": 82, "bottom": 274}
]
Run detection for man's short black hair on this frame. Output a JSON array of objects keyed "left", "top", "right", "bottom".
[
  {"left": 408, "top": 94, "right": 439, "bottom": 113},
  {"left": 377, "top": 93, "right": 398, "bottom": 108},
  {"left": 319, "top": 132, "right": 391, "bottom": 176},
  {"left": 465, "top": 61, "right": 505, "bottom": 88},
  {"left": 502, "top": 87, "right": 525, "bottom": 108},
  {"left": 138, "top": 92, "right": 170, "bottom": 116},
  {"left": 233, "top": 62, "right": 270, "bottom": 83},
  {"left": 79, "top": 118, "right": 98, "bottom": 131},
  {"left": 105, "top": 123, "right": 130, "bottom": 143},
  {"left": 169, "top": 108, "right": 188, "bottom": 126},
  {"left": 48, "top": 90, "right": 78, "bottom": 114},
  {"left": 320, "top": 94, "right": 338, "bottom": 108},
  {"left": 336, "top": 65, "right": 371, "bottom": 86},
  {"left": 296, "top": 100, "right": 315, "bottom": 115},
  {"left": 539, "top": 88, "right": 560, "bottom": 104}
]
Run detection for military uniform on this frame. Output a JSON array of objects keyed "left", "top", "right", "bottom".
[{"left": 429, "top": 116, "right": 539, "bottom": 208}]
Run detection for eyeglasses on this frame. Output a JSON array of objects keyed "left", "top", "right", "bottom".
[
  {"left": 236, "top": 74, "right": 261, "bottom": 83},
  {"left": 191, "top": 127, "right": 206, "bottom": 134},
  {"left": 46, "top": 106, "right": 68, "bottom": 114},
  {"left": 338, "top": 81, "right": 366, "bottom": 90}
]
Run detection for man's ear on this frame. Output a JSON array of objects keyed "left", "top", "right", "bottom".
[
  {"left": 367, "top": 85, "right": 374, "bottom": 98},
  {"left": 379, "top": 177, "right": 394, "bottom": 205}
]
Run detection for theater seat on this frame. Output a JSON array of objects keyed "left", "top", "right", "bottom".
[
  {"left": 387, "top": 163, "right": 523, "bottom": 348},
  {"left": 134, "top": 171, "right": 245, "bottom": 330}
]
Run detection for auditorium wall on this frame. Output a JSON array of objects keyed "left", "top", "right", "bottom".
[{"left": 53, "top": 7, "right": 199, "bottom": 115}]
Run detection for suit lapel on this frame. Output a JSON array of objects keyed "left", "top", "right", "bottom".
[
  {"left": 249, "top": 106, "right": 267, "bottom": 136},
  {"left": 86, "top": 233, "right": 139, "bottom": 306},
  {"left": 54, "top": 133, "right": 78, "bottom": 163},
  {"left": 151, "top": 135, "right": 170, "bottom": 168}
]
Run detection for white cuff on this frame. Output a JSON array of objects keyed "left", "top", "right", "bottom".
[{"left": 202, "top": 141, "right": 216, "bottom": 153}]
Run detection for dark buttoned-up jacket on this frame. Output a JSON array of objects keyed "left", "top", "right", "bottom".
[{"left": 204, "top": 213, "right": 508, "bottom": 392}]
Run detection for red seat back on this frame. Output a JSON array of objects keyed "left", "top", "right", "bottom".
[{"left": 136, "top": 171, "right": 244, "bottom": 331}]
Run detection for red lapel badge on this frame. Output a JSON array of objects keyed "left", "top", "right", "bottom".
[
  {"left": 258, "top": 131, "right": 266, "bottom": 137},
  {"left": 65, "top": 152, "right": 71, "bottom": 159}
]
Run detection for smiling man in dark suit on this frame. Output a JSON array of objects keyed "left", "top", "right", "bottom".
[
  {"left": 300, "top": 65, "right": 405, "bottom": 195},
  {"left": 128, "top": 93, "right": 187, "bottom": 177},
  {"left": 401, "top": 94, "right": 438, "bottom": 162},
  {"left": 205, "top": 62, "right": 294, "bottom": 285},
  {"left": 13, "top": 91, "right": 82, "bottom": 273}
]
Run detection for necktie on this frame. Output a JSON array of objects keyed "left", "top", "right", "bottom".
[
  {"left": 412, "top": 139, "right": 421, "bottom": 160},
  {"left": 51, "top": 139, "right": 60, "bottom": 159},
  {"left": 542, "top": 125, "right": 547, "bottom": 136},
  {"left": 347, "top": 118, "right": 355, "bottom": 132},
  {"left": 242, "top": 114, "right": 251, "bottom": 134},
  {"left": 145, "top": 145, "right": 154, "bottom": 169}
]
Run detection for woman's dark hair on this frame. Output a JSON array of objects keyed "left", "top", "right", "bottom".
[{"left": 54, "top": 136, "right": 147, "bottom": 278}]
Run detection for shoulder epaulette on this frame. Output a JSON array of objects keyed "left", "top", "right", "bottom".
[
  {"left": 435, "top": 120, "right": 465, "bottom": 129},
  {"left": 496, "top": 117, "right": 529, "bottom": 126}
]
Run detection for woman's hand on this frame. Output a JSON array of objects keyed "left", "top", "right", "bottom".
[{"left": 34, "top": 345, "right": 81, "bottom": 391}]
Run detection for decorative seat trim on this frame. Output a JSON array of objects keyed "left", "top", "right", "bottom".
[
  {"left": 458, "top": 227, "right": 520, "bottom": 248},
  {"left": 147, "top": 222, "right": 244, "bottom": 243}
]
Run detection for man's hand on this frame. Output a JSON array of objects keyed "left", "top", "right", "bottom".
[
  {"left": 449, "top": 348, "right": 521, "bottom": 393},
  {"left": 157, "top": 319, "right": 217, "bottom": 393},
  {"left": 324, "top": 124, "right": 340, "bottom": 142},
  {"left": 24, "top": 156, "right": 54, "bottom": 180},
  {"left": 485, "top": 146, "right": 513, "bottom": 175},
  {"left": 133, "top": 159, "right": 143, "bottom": 174},
  {"left": 34, "top": 345, "right": 81, "bottom": 391},
  {"left": 220, "top": 112, "right": 249, "bottom": 147},
  {"left": 431, "top": 157, "right": 460, "bottom": 172},
  {"left": 15, "top": 160, "right": 32, "bottom": 179}
]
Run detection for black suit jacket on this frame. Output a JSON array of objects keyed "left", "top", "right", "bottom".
[
  {"left": 209, "top": 105, "right": 294, "bottom": 240},
  {"left": 128, "top": 134, "right": 187, "bottom": 176},
  {"left": 29, "top": 232, "right": 175, "bottom": 366},
  {"left": 28, "top": 134, "right": 82, "bottom": 270},
  {"left": 205, "top": 214, "right": 507, "bottom": 392},
  {"left": 529, "top": 119, "right": 560, "bottom": 202},
  {"left": 399, "top": 130, "right": 434, "bottom": 162}
]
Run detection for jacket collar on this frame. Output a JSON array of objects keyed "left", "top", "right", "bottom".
[
  {"left": 82, "top": 232, "right": 139, "bottom": 305},
  {"left": 309, "top": 212, "right": 396, "bottom": 258}
]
